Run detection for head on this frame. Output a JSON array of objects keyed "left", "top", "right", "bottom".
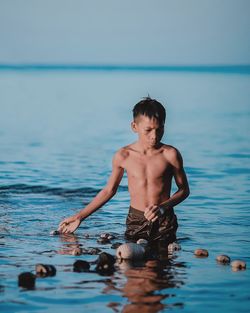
[{"left": 131, "top": 97, "right": 166, "bottom": 148}]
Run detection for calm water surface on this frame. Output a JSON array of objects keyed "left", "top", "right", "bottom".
[{"left": 0, "top": 69, "right": 249, "bottom": 312}]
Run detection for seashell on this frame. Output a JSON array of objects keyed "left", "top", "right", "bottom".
[
  {"left": 73, "top": 260, "right": 90, "bottom": 272},
  {"left": 168, "top": 242, "right": 181, "bottom": 253},
  {"left": 71, "top": 248, "right": 82, "bottom": 256},
  {"left": 35, "top": 264, "right": 56, "bottom": 277},
  {"left": 18, "top": 272, "right": 36, "bottom": 289},
  {"left": 96, "top": 252, "right": 116, "bottom": 275},
  {"left": 136, "top": 239, "right": 148, "bottom": 246},
  {"left": 50, "top": 230, "right": 60, "bottom": 236},
  {"left": 216, "top": 255, "right": 230, "bottom": 264},
  {"left": 231, "top": 260, "right": 246, "bottom": 271},
  {"left": 116, "top": 243, "right": 145, "bottom": 260},
  {"left": 194, "top": 249, "right": 209, "bottom": 257}
]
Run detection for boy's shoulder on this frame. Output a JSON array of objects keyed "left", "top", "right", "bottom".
[
  {"left": 113, "top": 145, "right": 132, "bottom": 163},
  {"left": 115, "top": 144, "right": 133, "bottom": 157},
  {"left": 161, "top": 144, "right": 183, "bottom": 164},
  {"left": 161, "top": 144, "right": 179, "bottom": 153}
]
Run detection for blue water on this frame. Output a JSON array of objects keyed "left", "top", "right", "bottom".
[{"left": 0, "top": 68, "right": 249, "bottom": 312}]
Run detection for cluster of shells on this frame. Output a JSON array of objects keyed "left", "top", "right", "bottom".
[{"left": 194, "top": 249, "right": 246, "bottom": 271}]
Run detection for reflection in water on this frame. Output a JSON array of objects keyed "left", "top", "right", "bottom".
[
  {"left": 104, "top": 242, "right": 186, "bottom": 313},
  {"left": 121, "top": 259, "right": 184, "bottom": 313},
  {"left": 57, "top": 233, "right": 82, "bottom": 255}
]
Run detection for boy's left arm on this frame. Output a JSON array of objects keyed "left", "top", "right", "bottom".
[{"left": 160, "top": 148, "right": 190, "bottom": 211}]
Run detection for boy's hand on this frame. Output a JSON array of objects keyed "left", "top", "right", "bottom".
[
  {"left": 144, "top": 204, "right": 161, "bottom": 222},
  {"left": 58, "top": 215, "right": 81, "bottom": 234}
]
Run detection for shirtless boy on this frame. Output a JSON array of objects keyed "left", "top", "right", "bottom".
[{"left": 58, "top": 97, "right": 190, "bottom": 245}]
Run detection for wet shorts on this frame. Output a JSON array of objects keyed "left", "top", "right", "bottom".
[{"left": 125, "top": 206, "right": 178, "bottom": 244}]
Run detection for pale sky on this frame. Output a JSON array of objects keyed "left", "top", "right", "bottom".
[{"left": 0, "top": 0, "right": 249, "bottom": 65}]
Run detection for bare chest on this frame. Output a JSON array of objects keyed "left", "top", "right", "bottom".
[{"left": 123, "top": 153, "right": 172, "bottom": 180}]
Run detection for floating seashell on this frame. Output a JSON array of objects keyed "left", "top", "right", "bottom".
[
  {"left": 194, "top": 249, "right": 209, "bottom": 257},
  {"left": 35, "top": 264, "right": 56, "bottom": 277},
  {"left": 18, "top": 272, "right": 36, "bottom": 289},
  {"left": 231, "top": 260, "right": 246, "bottom": 271},
  {"left": 116, "top": 243, "right": 145, "bottom": 260},
  {"left": 136, "top": 238, "right": 148, "bottom": 246},
  {"left": 168, "top": 242, "right": 181, "bottom": 253},
  {"left": 96, "top": 252, "right": 116, "bottom": 275},
  {"left": 73, "top": 260, "right": 90, "bottom": 272},
  {"left": 50, "top": 230, "right": 60, "bottom": 236},
  {"left": 71, "top": 248, "right": 82, "bottom": 256},
  {"left": 216, "top": 255, "right": 230, "bottom": 264}
]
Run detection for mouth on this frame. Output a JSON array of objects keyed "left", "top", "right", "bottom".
[{"left": 149, "top": 141, "right": 158, "bottom": 146}]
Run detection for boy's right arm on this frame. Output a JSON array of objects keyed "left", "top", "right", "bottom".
[{"left": 58, "top": 150, "right": 125, "bottom": 234}]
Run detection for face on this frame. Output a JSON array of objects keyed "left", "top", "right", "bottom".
[{"left": 131, "top": 115, "right": 164, "bottom": 148}]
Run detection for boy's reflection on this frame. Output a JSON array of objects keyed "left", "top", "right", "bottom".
[
  {"left": 105, "top": 248, "right": 185, "bottom": 313},
  {"left": 120, "top": 258, "right": 183, "bottom": 313},
  {"left": 56, "top": 235, "right": 185, "bottom": 312}
]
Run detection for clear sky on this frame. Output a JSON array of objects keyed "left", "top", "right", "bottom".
[{"left": 0, "top": 0, "right": 249, "bottom": 65}]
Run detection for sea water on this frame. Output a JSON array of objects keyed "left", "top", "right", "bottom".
[{"left": 0, "top": 68, "right": 249, "bottom": 312}]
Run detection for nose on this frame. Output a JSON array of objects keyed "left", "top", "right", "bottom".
[{"left": 150, "top": 130, "right": 157, "bottom": 140}]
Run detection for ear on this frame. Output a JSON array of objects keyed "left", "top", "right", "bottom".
[{"left": 131, "top": 121, "right": 138, "bottom": 133}]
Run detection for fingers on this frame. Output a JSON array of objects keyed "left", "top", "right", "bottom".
[
  {"left": 59, "top": 219, "right": 68, "bottom": 227},
  {"left": 58, "top": 222, "right": 70, "bottom": 234},
  {"left": 59, "top": 225, "right": 72, "bottom": 234},
  {"left": 58, "top": 217, "right": 72, "bottom": 232},
  {"left": 59, "top": 222, "right": 77, "bottom": 234},
  {"left": 151, "top": 215, "right": 158, "bottom": 223},
  {"left": 144, "top": 205, "right": 160, "bottom": 222}
]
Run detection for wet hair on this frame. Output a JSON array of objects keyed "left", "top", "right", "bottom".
[{"left": 132, "top": 97, "right": 166, "bottom": 125}]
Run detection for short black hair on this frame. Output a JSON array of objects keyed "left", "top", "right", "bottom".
[{"left": 133, "top": 97, "right": 166, "bottom": 125}]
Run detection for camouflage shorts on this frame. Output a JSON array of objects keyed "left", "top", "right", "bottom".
[{"left": 125, "top": 206, "right": 178, "bottom": 244}]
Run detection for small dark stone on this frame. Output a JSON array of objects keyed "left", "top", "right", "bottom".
[
  {"left": 100, "top": 233, "right": 109, "bottom": 239},
  {"left": 47, "top": 265, "right": 56, "bottom": 276},
  {"left": 35, "top": 264, "right": 57, "bottom": 277},
  {"left": 73, "top": 260, "right": 90, "bottom": 272},
  {"left": 80, "top": 247, "right": 101, "bottom": 255},
  {"left": 95, "top": 252, "right": 116, "bottom": 275},
  {"left": 100, "top": 233, "right": 116, "bottom": 240},
  {"left": 111, "top": 242, "right": 122, "bottom": 249},
  {"left": 97, "top": 238, "right": 111, "bottom": 244},
  {"left": 50, "top": 230, "right": 60, "bottom": 236},
  {"left": 18, "top": 272, "right": 36, "bottom": 289},
  {"left": 87, "top": 247, "right": 102, "bottom": 255}
]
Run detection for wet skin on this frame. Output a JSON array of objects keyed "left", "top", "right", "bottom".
[{"left": 59, "top": 115, "right": 190, "bottom": 234}]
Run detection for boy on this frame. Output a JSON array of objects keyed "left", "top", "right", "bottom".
[{"left": 58, "top": 97, "right": 190, "bottom": 246}]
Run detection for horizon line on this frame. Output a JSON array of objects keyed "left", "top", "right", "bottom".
[{"left": 0, "top": 63, "right": 250, "bottom": 74}]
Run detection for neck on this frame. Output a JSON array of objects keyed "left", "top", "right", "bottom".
[{"left": 136, "top": 141, "right": 162, "bottom": 154}]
